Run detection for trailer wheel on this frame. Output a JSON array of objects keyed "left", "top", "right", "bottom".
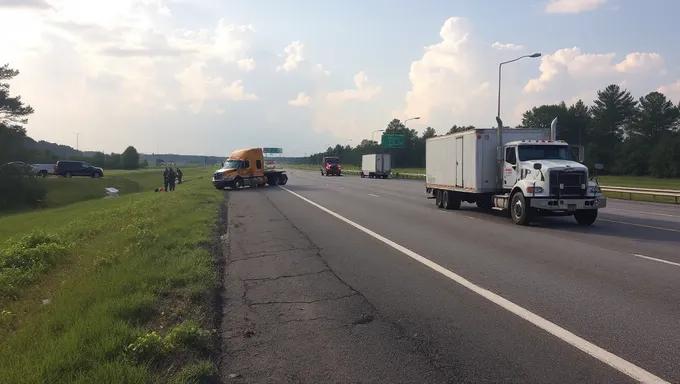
[
  {"left": 435, "top": 190, "right": 444, "bottom": 208},
  {"left": 510, "top": 192, "right": 532, "bottom": 226},
  {"left": 444, "top": 191, "right": 462, "bottom": 210},
  {"left": 279, "top": 173, "right": 288, "bottom": 186},
  {"left": 360, "top": 172, "right": 365, "bottom": 178}
]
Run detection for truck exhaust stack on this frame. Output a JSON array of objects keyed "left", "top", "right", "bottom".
[{"left": 550, "top": 117, "right": 558, "bottom": 141}]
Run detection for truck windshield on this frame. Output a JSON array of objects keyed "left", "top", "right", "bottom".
[
  {"left": 223, "top": 160, "right": 241, "bottom": 168},
  {"left": 518, "top": 145, "right": 572, "bottom": 161}
]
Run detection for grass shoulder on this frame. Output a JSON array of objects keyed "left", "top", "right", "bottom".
[{"left": 0, "top": 171, "right": 224, "bottom": 383}]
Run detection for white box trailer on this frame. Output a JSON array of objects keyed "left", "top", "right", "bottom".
[
  {"left": 361, "top": 154, "right": 392, "bottom": 179},
  {"left": 425, "top": 122, "right": 606, "bottom": 226}
]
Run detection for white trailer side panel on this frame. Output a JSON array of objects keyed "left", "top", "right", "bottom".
[
  {"left": 362, "top": 154, "right": 377, "bottom": 173},
  {"left": 426, "top": 128, "right": 550, "bottom": 193}
]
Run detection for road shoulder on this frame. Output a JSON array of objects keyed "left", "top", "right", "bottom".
[{"left": 219, "top": 188, "right": 446, "bottom": 383}]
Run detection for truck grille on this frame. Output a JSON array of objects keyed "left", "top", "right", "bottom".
[{"left": 549, "top": 170, "right": 586, "bottom": 197}]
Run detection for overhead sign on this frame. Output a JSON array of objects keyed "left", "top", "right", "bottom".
[
  {"left": 381, "top": 134, "right": 405, "bottom": 149},
  {"left": 263, "top": 147, "right": 283, "bottom": 154}
]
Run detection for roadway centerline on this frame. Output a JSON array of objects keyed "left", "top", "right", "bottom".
[
  {"left": 280, "top": 186, "right": 669, "bottom": 384},
  {"left": 369, "top": 193, "right": 380, "bottom": 198},
  {"left": 633, "top": 254, "right": 680, "bottom": 268},
  {"left": 607, "top": 208, "right": 680, "bottom": 218}
]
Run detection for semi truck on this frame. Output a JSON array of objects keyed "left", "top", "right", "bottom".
[
  {"left": 212, "top": 147, "right": 288, "bottom": 189},
  {"left": 361, "top": 154, "right": 392, "bottom": 179},
  {"left": 425, "top": 118, "right": 606, "bottom": 226}
]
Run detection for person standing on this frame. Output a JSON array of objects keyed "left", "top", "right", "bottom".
[
  {"left": 168, "top": 168, "right": 176, "bottom": 191},
  {"left": 176, "top": 168, "right": 183, "bottom": 184},
  {"left": 163, "top": 168, "right": 170, "bottom": 191}
]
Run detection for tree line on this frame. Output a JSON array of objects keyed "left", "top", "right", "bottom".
[{"left": 301, "top": 84, "right": 680, "bottom": 178}]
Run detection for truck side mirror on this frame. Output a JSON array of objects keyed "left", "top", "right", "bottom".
[
  {"left": 533, "top": 163, "right": 542, "bottom": 170},
  {"left": 594, "top": 163, "right": 604, "bottom": 170}
]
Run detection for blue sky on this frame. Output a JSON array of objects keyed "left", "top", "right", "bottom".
[{"left": 2, "top": 0, "right": 679, "bottom": 157}]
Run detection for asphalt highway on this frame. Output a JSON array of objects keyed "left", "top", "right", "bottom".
[{"left": 255, "top": 169, "right": 680, "bottom": 383}]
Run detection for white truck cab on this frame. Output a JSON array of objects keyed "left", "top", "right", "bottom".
[{"left": 495, "top": 138, "right": 605, "bottom": 225}]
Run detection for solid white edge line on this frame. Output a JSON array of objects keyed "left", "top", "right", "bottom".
[
  {"left": 633, "top": 254, "right": 680, "bottom": 268},
  {"left": 608, "top": 208, "right": 679, "bottom": 218},
  {"left": 280, "top": 186, "right": 669, "bottom": 384},
  {"left": 369, "top": 193, "right": 381, "bottom": 198}
]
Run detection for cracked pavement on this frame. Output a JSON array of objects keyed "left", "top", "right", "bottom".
[{"left": 220, "top": 189, "right": 449, "bottom": 384}]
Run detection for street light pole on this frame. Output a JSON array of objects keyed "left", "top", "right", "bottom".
[
  {"left": 371, "top": 129, "right": 385, "bottom": 142},
  {"left": 497, "top": 53, "right": 541, "bottom": 123},
  {"left": 404, "top": 117, "right": 420, "bottom": 123},
  {"left": 73, "top": 132, "right": 80, "bottom": 159}
]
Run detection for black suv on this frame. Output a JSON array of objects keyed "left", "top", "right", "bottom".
[{"left": 54, "top": 160, "right": 104, "bottom": 178}]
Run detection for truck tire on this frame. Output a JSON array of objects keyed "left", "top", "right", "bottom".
[
  {"left": 360, "top": 172, "right": 365, "bottom": 178},
  {"left": 443, "top": 190, "right": 461, "bottom": 210},
  {"left": 269, "top": 175, "right": 279, "bottom": 186},
  {"left": 279, "top": 173, "right": 288, "bottom": 185},
  {"left": 39, "top": 170, "right": 48, "bottom": 178},
  {"left": 435, "top": 190, "right": 443, "bottom": 208},
  {"left": 574, "top": 210, "right": 598, "bottom": 225},
  {"left": 510, "top": 192, "right": 532, "bottom": 226},
  {"left": 233, "top": 177, "right": 243, "bottom": 189}
]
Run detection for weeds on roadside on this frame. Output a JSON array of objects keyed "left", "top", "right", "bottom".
[{"left": 0, "top": 231, "right": 70, "bottom": 300}]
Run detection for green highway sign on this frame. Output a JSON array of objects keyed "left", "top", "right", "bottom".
[
  {"left": 263, "top": 147, "right": 283, "bottom": 154},
  {"left": 381, "top": 134, "right": 405, "bottom": 149}
]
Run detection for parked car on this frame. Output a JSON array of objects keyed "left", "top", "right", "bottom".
[
  {"left": 31, "top": 163, "right": 56, "bottom": 178},
  {"left": 1, "top": 161, "right": 34, "bottom": 175},
  {"left": 54, "top": 160, "right": 104, "bottom": 178}
]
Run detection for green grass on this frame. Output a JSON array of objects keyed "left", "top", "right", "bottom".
[
  {"left": 0, "top": 169, "right": 223, "bottom": 383},
  {"left": 3, "top": 167, "right": 214, "bottom": 214}
]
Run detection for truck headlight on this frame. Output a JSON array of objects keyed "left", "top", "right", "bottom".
[
  {"left": 588, "top": 185, "right": 601, "bottom": 194},
  {"left": 526, "top": 186, "right": 544, "bottom": 194}
]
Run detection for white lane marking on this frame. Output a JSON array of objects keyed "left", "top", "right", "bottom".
[
  {"left": 369, "top": 193, "right": 381, "bottom": 198},
  {"left": 280, "top": 186, "right": 669, "bottom": 384},
  {"left": 465, "top": 216, "right": 476, "bottom": 220},
  {"left": 633, "top": 254, "right": 680, "bottom": 268},
  {"left": 608, "top": 208, "right": 679, "bottom": 218}
]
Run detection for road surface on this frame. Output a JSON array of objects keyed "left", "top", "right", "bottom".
[{"left": 223, "top": 169, "right": 680, "bottom": 383}]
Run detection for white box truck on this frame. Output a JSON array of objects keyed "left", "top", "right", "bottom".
[
  {"left": 361, "top": 154, "right": 392, "bottom": 179},
  {"left": 425, "top": 118, "right": 606, "bottom": 226}
]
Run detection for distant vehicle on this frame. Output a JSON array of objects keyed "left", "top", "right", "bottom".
[
  {"left": 212, "top": 148, "right": 288, "bottom": 189},
  {"left": 31, "top": 163, "right": 55, "bottom": 178},
  {"left": 1, "top": 161, "right": 33, "bottom": 175},
  {"left": 321, "top": 156, "right": 342, "bottom": 176},
  {"left": 361, "top": 154, "right": 391, "bottom": 179},
  {"left": 54, "top": 160, "right": 104, "bottom": 178},
  {"left": 425, "top": 117, "right": 605, "bottom": 226}
]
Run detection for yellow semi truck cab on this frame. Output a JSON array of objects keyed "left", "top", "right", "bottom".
[{"left": 212, "top": 147, "right": 288, "bottom": 189}]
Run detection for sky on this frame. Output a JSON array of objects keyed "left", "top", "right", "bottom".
[{"left": 2, "top": 0, "right": 679, "bottom": 157}]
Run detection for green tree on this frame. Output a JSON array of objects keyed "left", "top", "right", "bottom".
[
  {"left": 628, "top": 92, "right": 679, "bottom": 145},
  {"left": 447, "top": 125, "right": 474, "bottom": 134},
  {"left": 422, "top": 127, "right": 437, "bottom": 139},
  {"left": 121, "top": 146, "right": 140, "bottom": 169},
  {"left": 589, "top": 84, "right": 638, "bottom": 172},
  {"left": 0, "top": 64, "right": 34, "bottom": 164}
]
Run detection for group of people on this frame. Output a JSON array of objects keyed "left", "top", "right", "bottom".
[{"left": 162, "top": 167, "right": 183, "bottom": 191}]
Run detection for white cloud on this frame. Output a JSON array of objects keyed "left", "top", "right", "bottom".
[
  {"left": 492, "top": 42, "right": 523, "bottom": 51},
  {"left": 326, "top": 71, "right": 381, "bottom": 103},
  {"left": 277, "top": 41, "right": 304, "bottom": 72},
  {"left": 657, "top": 81, "right": 680, "bottom": 102},
  {"left": 223, "top": 80, "right": 258, "bottom": 101},
  {"left": 615, "top": 53, "right": 665, "bottom": 74},
  {"left": 288, "top": 92, "right": 310, "bottom": 107},
  {"left": 523, "top": 48, "right": 665, "bottom": 93},
  {"left": 237, "top": 57, "right": 256, "bottom": 71},
  {"left": 545, "top": 0, "right": 608, "bottom": 14}
]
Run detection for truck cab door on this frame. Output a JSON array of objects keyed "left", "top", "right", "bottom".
[{"left": 503, "top": 146, "right": 518, "bottom": 189}]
